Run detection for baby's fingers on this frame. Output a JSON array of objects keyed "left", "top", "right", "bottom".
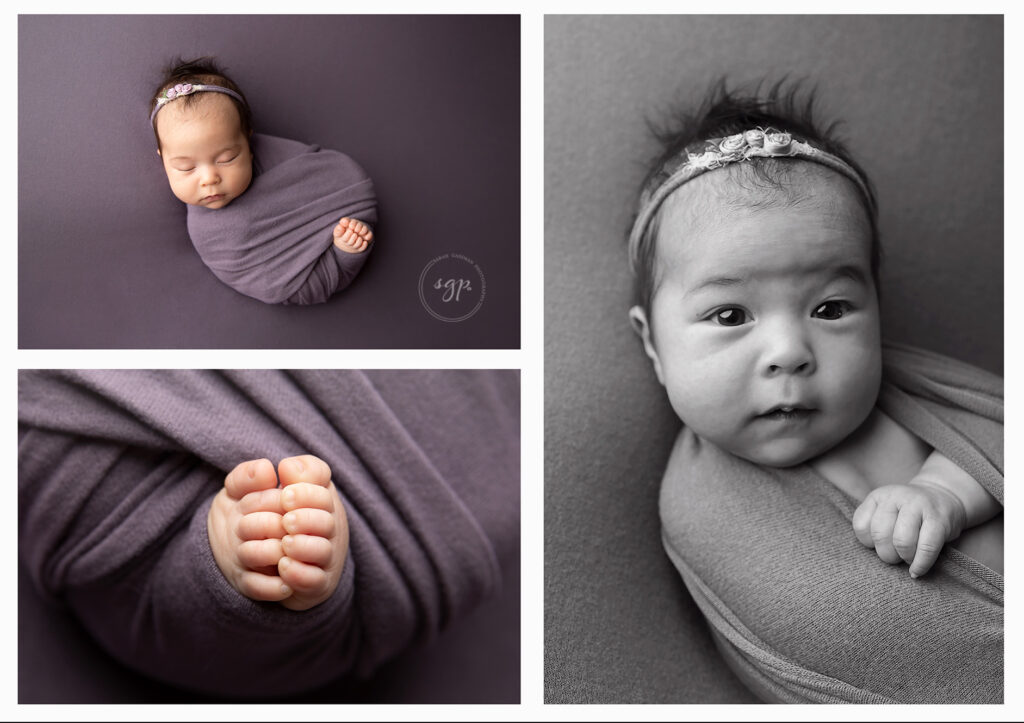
[
  {"left": 868, "top": 501, "right": 903, "bottom": 565},
  {"left": 852, "top": 495, "right": 879, "bottom": 548},
  {"left": 891, "top": 507, "right": 923, "bottom": 566},
  {"left": 278, "top": 556, "right": 328, "bottom": 594},
  {"left": 237, "top": 570, "right": 292, "bottom": 601},
  {"left": 278, "top": 455, "right": 332, "bottom": 489},
  {"left": 282, "top": 508, "right": 335, "bottom": 538},
  {"left": 239, "top": 487, "right": 284, "bottom": 515},
  {"left": 281, "top": 482, "right": 334, "bottom": 513},
  {"left": 282, "top": 533, "right": 333, "bottom": 567},
  {"left": 224, "top": 458, "right": 278, "bottom": 500},
  {"left": 909, "top": 517, "right": 946, "bottom": 579},
  {"left": 237, "top": 538, "right": 284, "bottom": 570},
  {"left": 237, "top": 511, "right": 286, "bottom": 541}
]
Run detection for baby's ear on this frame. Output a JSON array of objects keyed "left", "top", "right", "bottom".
[{"left": 628, "top": 306, "right": 665, "bottom": 385}]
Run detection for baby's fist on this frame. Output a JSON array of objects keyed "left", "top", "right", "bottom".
[{"left": 852, "top": 482, "right": 967, "bottom": 578}]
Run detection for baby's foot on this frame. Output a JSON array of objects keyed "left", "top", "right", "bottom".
[
  {"left": 276, "top": 455, "right": 350, "bottom": 611},
  {"left": 208, "top": 458, "right": 292, "bottom": 602},
  {"left": 333, "top": 217, "right": 373, "bottom": 254}
]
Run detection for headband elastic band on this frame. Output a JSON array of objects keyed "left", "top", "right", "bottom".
[
  {"left": 627, "top": 128, "right": 874, "bottom": 273},
  {"left": 150, "top": 83, "right": 246, "bottom": 126}
]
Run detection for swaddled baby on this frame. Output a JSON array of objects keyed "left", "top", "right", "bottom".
[
  {"left": 150, "top": 57, "right": 377, "bottom": 305},
  {"left": 628, "top": 80, "right": 1003, "bottom": 702}
]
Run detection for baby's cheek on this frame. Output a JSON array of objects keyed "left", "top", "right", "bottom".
[{"left": 664, "top": 366, "right": 738, "bottom": 440}]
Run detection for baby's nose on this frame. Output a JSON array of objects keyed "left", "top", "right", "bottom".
[{"left": 763, "top": 326, "right": 816, "bottom": 376}]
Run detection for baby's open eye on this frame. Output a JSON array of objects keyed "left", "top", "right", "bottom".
[
  {"left": 813, "top": 300, "right": 850, "bottom": 320},
  {"left": 709, "top": 308, "right": 748, "bottom": 326}
]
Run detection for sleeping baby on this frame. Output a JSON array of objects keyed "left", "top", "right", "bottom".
[
  {"left": 150, "top": 57, "right": 377, "bottom": 305},
  {"left": 627, "top": 80, "right": 1003, "bottom": 703}
]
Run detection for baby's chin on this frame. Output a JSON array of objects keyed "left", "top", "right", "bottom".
[
  {"left": 715, "top": 434, "right": 835, "bottom": 469},
  {"left": 190, "top": 196, "right": 235, "bottom": 209}
]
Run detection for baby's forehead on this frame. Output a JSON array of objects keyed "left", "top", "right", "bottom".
[
  {"left": 658, "top": 162, "right": 869, "bottom": 240},
  {"left": 652, "top": 161, "right": 873, "bottom": 273},
  {"left": 156, "top": 92, "right": 240, "bottom": 133}
]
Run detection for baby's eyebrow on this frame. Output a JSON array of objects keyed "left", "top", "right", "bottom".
[
  {"left": 687, "top": 275, "right": 746, "bottom": 296},
  {"left": 168, "top": 145, "right": 240, "bottom": 163},
  {"left": 685, "top": 263, "right": 868, "bottom": 297},
  {"left": 827, "top": 264, "right": 870, "bottom": 286}
]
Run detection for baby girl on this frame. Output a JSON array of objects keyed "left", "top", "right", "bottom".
[
  {"left": 150, "top": 58, "right": 377, "bottom": 305},
  {"left": 207, "top": 454, "right": 349, "bottom": 610},
  {"left": 627, "top": 81, "right": 1002, "bottom": 702}
]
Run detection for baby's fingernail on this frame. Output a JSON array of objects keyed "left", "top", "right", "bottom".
[
  {"left": 282, "top": 535, "right": 293, "bottom": 548},
  {"left": 282, "top": 488, "right": 295, "bottom": 506},
  {"left": 281, "top": 584, "right": 291, "bottom": 595},
  {"left": 283, "top": 512, "right": 296, "bottom": 531},
  {"left": 910, "top": 571, "right": 919, "bottom": 579},
  {"left": 280, "top": 557, "right": 291, "bottom": 570}
]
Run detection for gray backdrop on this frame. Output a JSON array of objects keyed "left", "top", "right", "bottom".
[
  {"left": 19, "top": 15, "right": 520, "bottom": 348},
  {"left": 545, "top": 15, "right": 1002, "bottom": 703}
]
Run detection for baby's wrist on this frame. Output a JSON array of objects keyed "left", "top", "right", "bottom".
[{"left": 907, "top": 478, "right": 967, "bottom": 537}]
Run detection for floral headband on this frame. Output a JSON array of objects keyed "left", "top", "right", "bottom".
[
  {"left": 149, "top": 83, "right": 246, "bottom": 126},
  {"left": 627, "top": 128, "right": 874, "bottom": 273}
]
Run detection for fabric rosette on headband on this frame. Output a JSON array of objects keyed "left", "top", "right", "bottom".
[
  {"left": 150, "top": 83, "right": 246, "bottom": 126},
  {"left": 627, "top": 127, "right": 873, "bottom": 273}
]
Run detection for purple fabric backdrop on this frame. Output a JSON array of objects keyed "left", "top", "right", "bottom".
[{"left": 18, "top": 15, "right": 520, "bottom": 348}]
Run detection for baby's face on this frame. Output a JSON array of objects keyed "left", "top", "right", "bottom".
[
  {"left": 638, "top": 166, "right": 881, "bottom": 467},
  {"left": 156, "top": 93, "right": 252, "bottom": 209}
]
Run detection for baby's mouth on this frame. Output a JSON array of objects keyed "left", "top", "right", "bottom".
[{"left": 759, "top": 405, "right": 815, "bottom": 421}]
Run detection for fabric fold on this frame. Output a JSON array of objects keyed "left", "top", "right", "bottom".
[
  {"left": 659, "top": 344, "right": 1002, "bottom": 703},
  {"left": 186, "top": 133, "right": 377, "bottom": 305},
  {"left": 18, "top": 370, "right": 517, "bottom": 696}
]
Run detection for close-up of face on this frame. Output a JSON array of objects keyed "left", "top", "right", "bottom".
[
  {"left": 633, "top": 163, "right": 882, "bottom": 468},
  {"left": 155, "top": 92, "right": 253, "bottom": 209}
]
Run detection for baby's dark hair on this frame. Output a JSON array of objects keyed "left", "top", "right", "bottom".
[
  {"left": 149, "top": 56, "right": 253, "bottom": 149},
  {"left": 631, "top": 78, "right": 880, "bottom": 314}
]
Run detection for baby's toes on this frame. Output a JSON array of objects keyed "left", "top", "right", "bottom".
[
  {"left": 224, "top": 458, "right": 278, "bottom": 500},
  {"left": 282, "top": 507, "right": 335, "bottom": 539},
  {"left": 278, "top": 454, "right": 332, "bottom": 488},
  {"left": 282, "top": 533, "right": 333, "bottom": 567}
]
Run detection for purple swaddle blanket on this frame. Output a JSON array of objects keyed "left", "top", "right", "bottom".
[
  {"left": 19, "top": 370, "right": 519, "bottom": 697},
  {"left": 186, "top": 133, "right": 378, "bottom": 305}
]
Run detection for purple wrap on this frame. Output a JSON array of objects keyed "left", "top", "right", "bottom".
[
  {"left": 18, "top": 370, "right": 519, "bottom": 697},
  {"left": 186, "top": 134, "right": 378, "bottom": 305}
]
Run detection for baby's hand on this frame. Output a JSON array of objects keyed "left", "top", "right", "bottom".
[
  {"left": 275, "top": 455, "right": 350, "bottom": 611},
  {"left": 208, "top": 458, "right": 293, "bottom": 602},
  {"left": 852, "top": 482, "right": 967, "bottom": 578},
  {"left": 333, "top": 217, "right": 373, "bottom": 254}
]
